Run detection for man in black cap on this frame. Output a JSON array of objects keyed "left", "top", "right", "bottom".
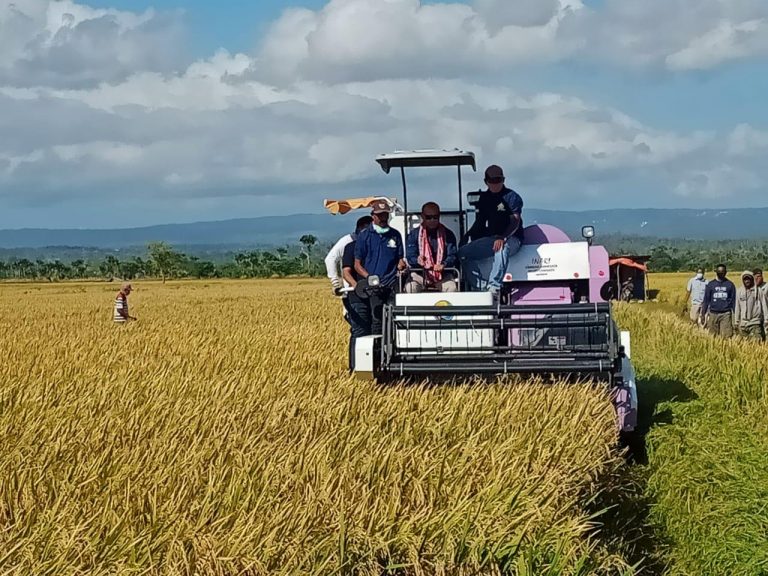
[{"left": 459, "top": 164, "right": 524, "bottom": 292}]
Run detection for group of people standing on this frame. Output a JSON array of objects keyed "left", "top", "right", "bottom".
[
  {"left": 685, "top": 265, "right": 768, "bottom": 340},
  {"left": 324, "top": 164, "right": 524, "bottom": 369}
]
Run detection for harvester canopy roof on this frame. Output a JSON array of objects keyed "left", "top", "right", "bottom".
[
  {"left": 375, "top": 149, "right": 476, "bottom": 173},
  {"left": 323, "top": 196, "right": 401, "bottom": 215}
]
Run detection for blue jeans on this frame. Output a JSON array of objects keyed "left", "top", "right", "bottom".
[{"left": 458, "top": 236, "right": 522, "bottom": 290}]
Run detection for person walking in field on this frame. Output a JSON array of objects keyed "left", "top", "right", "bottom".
[
  {"left": 700, "top": 264, "right": 736, "bottom": 338},
  {"left": 684, "top": 267, "right": 708, "bottom": 325},
  {"left": 324, "top": 216, "right": 373, "bottom": 297},
  {"left": 734, "top": 271, "right": 766, "bottom": 341},
  {"left": 354, "top": 200, "right": 407, "bottom": 334},
  {"left": 340, "top": 219, "right": 374, "bottom": 371},
  {"left": 114, "top": 283, "right": 137, "bottom": 323},
  {"left": 754, "top": 268, "right": 767, "bottom": 296}
]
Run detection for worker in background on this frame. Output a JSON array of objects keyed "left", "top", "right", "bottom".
[
  {"left": 734, "top": 271, "right": 765, "bottom": 341},
  {"left": 113, "top": 282, "right": 137, "bottom": 323},
  {"left": 700, "top": 264, "right": 736, "bottom": 338},
  {"left": 404, "top": 202, "right": 458, "bottom": 293},
  {"left": 458, "top": 164, "right": 524, "bottom": 293},
  {"left": 754, "top": 268, "right": 766, "bottom": 295},
  {"left": 354, "top": 200, "right": 407, "bottom": 334},
  {"left": 324, "top": 215, "right": 373, "bottom": 297},
  {"left": 684, "top": 267, "right": 708, "bottom": 326}
]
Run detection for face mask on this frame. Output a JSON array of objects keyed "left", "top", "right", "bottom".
[
  {"left": 716, "top": 272, "right": 726, "bottom": 280},
  {"left": 373, "top": 224, "right": 390, "bottom": 234},
  {"left": 696, "top": 273, "right": 704, "bottom": 280}
]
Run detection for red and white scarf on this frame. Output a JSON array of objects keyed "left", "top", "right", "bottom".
[{"left": 419, "top": 224, "right": 446, "bottom": 283}]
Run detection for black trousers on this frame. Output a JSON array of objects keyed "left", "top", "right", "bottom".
[{"left": 345, "top": 294, "right": 372, "bottom": 371}]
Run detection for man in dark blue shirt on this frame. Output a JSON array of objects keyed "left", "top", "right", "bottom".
[
  {"left": 340, "top": 218, "right": 373, "bottom": 371},
  {"left": 700, "top": 263, "right": 736, "bottom": 338},
  {"left": 354, "top": 200, "right": 407, "bottom": 333},
  {"left": 458, "top": 164, "right": 524, "bottom": 292},
  {"left": 404, "top": 202, "right": 458, "bottom": 293}
]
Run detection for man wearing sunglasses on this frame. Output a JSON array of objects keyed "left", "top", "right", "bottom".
[
  {"left": 404, "top": 202, "right": 458, "bottom": 293},
  {"left": 459, "top": 165, "right": 524, "bottom": 292}
]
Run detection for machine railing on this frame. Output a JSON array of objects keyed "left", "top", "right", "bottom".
[
  {"left": 398, "top": 267, "right": 462, "bottom": 292},
  {"left": 380, "top": 302, "right": 621, "bottom": 377}
]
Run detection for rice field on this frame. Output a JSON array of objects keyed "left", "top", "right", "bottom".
[
  {"left": 1, "top": 277, "right": 766, "bottom": 575},
  {"left": 0, "top": 280, "right": 631, "bottom": 575}
]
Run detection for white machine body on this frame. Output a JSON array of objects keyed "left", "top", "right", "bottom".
[
  {"left": 502, "top": 242, "right": 591, "bottom": 282},
  {"left": 354, "top": 335, "right": 378, "bottom": 377},
  {"left": 394, "top": 292, "right": 494, "bottom": 354}
]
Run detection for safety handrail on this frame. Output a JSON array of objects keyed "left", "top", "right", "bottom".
[{"left": 398, "top": 266, "right": 462, "bottom": 292}]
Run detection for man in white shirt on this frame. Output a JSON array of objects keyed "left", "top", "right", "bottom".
[
  {"left": 324, "top": 216, "right": 373, "bottom": 296},
  {"left": 685, "top": 267, "right": 708, "bottom": 325}
]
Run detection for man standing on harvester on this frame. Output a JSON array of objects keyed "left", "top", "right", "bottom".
[
  {"left": 354, "top": 200, "right": 407, "bottom": 333},
  {"left": 700, "top": 264, "right": 736, "bottom": 338},
  {"left": 459, "top": 165, "right": 524, "bottom": 293}
]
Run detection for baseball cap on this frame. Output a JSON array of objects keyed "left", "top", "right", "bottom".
[
  {"left": 371, "top": 200, "right": 391, "bottom": 214},
  {"left": 484, "top": 165, "right": 504, "bottom": 180}
]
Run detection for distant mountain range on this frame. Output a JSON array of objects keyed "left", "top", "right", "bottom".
[{"left": 0, "top": 208, "right": 766, "bottom": 249}]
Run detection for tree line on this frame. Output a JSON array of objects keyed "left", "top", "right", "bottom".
[
  {"left": 645, "top": 244, "right": 768, "bottom": 273},
  {"left": 0, "top": 237, "right": 324, "bottom": 282},
  {"left": 4, "top": 235, "right": 768, "bottom": 280}
]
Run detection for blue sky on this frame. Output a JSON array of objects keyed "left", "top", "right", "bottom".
[{"left": 1, "top": 0, "right": 768, "bottom": 228}]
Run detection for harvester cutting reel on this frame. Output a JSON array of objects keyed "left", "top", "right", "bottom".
[{"left": 353, "top": 299, "right": 638, "bottom": 434}]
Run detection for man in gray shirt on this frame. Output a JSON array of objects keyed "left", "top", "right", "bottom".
[{"left": 685, "top": 267, "right": 708, "bottom": 325}]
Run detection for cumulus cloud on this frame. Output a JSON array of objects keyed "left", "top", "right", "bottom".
[
  {"left": 0, "top": 0, "right": 186, "bottom": 88},
  {"left": 1, "top": 0, "right": 767, "bottom": 227},
  {"left": 251, "top": 0, "right": 768, "bottom": 82},
  {"left": 252, "top": 0, "right": 582, "bottom": 83}
]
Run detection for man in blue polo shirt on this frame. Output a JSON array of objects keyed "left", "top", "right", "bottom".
[
  {"left": 354, "top": 200, "right": 407, "bottom": 333},
  {"left": 459, "top": 164, "right": 524, "bottom": 292}
]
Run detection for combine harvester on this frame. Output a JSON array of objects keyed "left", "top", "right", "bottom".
[{"left": 325, "top": 150, "right": 638, "bottom": 434}]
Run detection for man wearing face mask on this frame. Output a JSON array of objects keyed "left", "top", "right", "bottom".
[
  {"left": 684, "top": 267, "right": 708, "bottom": 325},
  {"left": 354, "top": 200, "right": 407, "bottom": 333},
  {"left": 700, "top": 264, "right": 736, "bottom": 338},
  {"left": 734, "top": 271, "right": 766, "bottom": 341}
]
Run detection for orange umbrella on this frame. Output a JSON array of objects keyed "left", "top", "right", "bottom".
[{"left": 324, "top": 197, "right": 392, "bottom": 215}]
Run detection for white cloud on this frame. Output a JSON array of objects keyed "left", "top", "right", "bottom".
[
  {"left": 1, "top": 0, "right": 768, "bottom": 226},
  {"left": 0, "top": 0, "right": 186, "bottom": 87},
  {"left": 250, "top": 0, "right": 768, "bottom": 81}
]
